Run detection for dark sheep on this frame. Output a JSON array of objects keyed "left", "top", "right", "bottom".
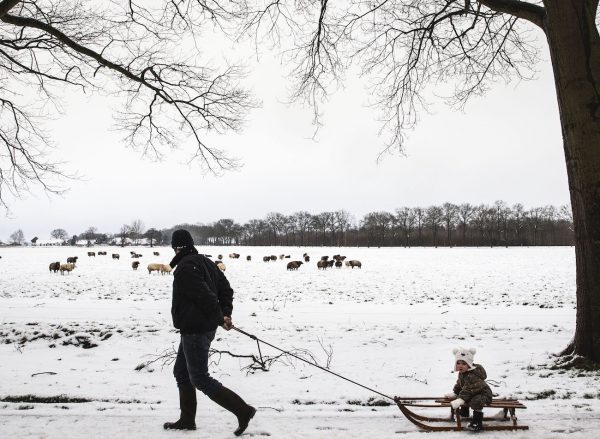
[
  {"left": 263, "top": 256, "right": 270, "bottom": 262},
  {"left": 317, "top": 260, "right": 328, "bottom": 270},
  {"left": 67, "top": 256, "right": 78, "bottom": 265},
  {"left": 87, "top": 251, "right": 95, "bottom": 257},
  {"left": 320, "top": 256, "right": 329, "bottom": 261},
  {"left": 270, "top": 255, "right": 277, "bottom": 261},
  {"left": 284, "top": 255, "right": 291, "bottom": 259},
  {"left": 112, "top": 254, "right": 120, "bottom": 260},
  {"left": 287, "top": 261, "right": 303, "bottom": 271},
  {"left": 218, "top": 254, "right": 223, "bottom": 260},
  {"left": 153, "top": 251, "right": 160, "bottom": 256},
  {"left": 49, "top": 261, "right": 60, "bottom": 273},
  {"left": 348, "top": 260, "right": 362, "bottom": 269},
  {"left": 335, "top": 261, "right": 342, "bottom": 268},
  {"left": 246, "top": 255, "right": 251, "bottom": 261},
  {"left": 304, "top": 255, "right": 310, "bottom": 262},
  {"left": 132, "top": 261, "right": 140, "bottom": 270},
  {"left": 327, "top": 260, "right": 335, "bottom": 268}
]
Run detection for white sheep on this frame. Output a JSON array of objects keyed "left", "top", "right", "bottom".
[{"left": 60, "top": 263, "right": 75, "bottom": 275}]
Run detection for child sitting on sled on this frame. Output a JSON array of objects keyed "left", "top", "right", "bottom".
[{"left": 444, "top": 347, "right": 493, "bottom": 432}]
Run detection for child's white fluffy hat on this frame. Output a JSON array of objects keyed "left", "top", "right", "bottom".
[{"left": 453, "top": 347, "right": 476, "bottom": 370}]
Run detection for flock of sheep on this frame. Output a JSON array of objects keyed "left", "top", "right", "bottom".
[
  {"left": 47, "top": 250, "right": 362, "bottom": 276},
  {"left": 222, "top": 252, "right": 362, "bottom": 271},
  {"left": 47, "top": 250, "right": 171, "bottom": 275}
]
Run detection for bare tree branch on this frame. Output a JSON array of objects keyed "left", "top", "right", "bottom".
[{"left": 0, "top": 0, "right": 257, "bottom": 208}]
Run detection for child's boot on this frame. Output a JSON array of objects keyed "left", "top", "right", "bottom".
[{"left": 467, "top": 410, "right": 483, "bottom": 431}]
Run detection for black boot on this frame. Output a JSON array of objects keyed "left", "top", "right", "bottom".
[
  {"left": 467, "top": 410, "right": 483, "bottom": 432},
  {"left": 164, "top": 385, "right": 197, "bottom": 430},
  {"left": 209, "top": 385, "right": 256, "bottom": 436},
  {"left": 459, "top": 405, "right": 470, "bottom": 419}
]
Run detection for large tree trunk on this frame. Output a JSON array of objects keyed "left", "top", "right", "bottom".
[{"left": 544, "top": 0, "right": 600, "bottom": 361}]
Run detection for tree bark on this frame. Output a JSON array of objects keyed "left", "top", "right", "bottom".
[{"left": 544, "top": 0, "right": 600, "bottom": 361}]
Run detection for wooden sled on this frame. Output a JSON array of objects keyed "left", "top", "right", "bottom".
[{"left": 393, "top": 397, "right": 529, "bottom": 431}]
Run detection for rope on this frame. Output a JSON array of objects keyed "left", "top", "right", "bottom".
[{"left": 232, "top": 325, "right": 395, "bottom": 401}]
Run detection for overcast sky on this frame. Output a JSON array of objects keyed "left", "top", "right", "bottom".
[{"left": 0, "top": 35, "right": 568, "bottom": 242}]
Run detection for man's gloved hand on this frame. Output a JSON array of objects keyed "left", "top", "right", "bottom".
[
  {"left": 450, "top": 398, "right": 465, "bottom": 410},
  {"left": 222, "top": 316, "right": 233, "bottom": 331},
  {"left": 444, "top": 393, "right": 457, "bottom": 400}
]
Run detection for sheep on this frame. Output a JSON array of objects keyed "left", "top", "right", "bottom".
[
  {"left": 263, "top": 256, "right": 270, "bottom": 262},
  {"left": 67, "top": 256, "right": 78, "bottom": 266},
  {"left": 153, "top": 251, "right": 160, "bottom": 256},
  {"left": 279, "top": 254, "right": 285, "bottom": 260},
  {"left": 60, "top": 263, "right": 75, "bottom": 275},
  {"left": 284, "top": 255, "right": 291, "bottom": 259},
  {"left": 229, "top": 253, "right": 240, "bottom": 259},
  {"left": 287, "top": 261, "right": 303, "bottom": 271},
  {"left": 270, "top": 255, "right": 277, "bottom": 261},
  {"left": 131, "top": 253, "right": 142, "bottom": 258},
  {"left": 49, "top": 261, "right": 60, "bottom": 273},
  {"left": 246, "top": 255, "right": 251, "bottom": 261},
  {"left": 348, "top": 260, "right": 362, "bottom": 269},
  {"left": 344, "top": 260, "right": 351, "bottom": 267},
  {"left": 317, "top": 260, "right": 329, "bottom": 270},
  {"left": 160, "top": 264, "right": 172, "bottom": 275},
  {"left": 320, "top": 255, "right": 329, "bottom": 261},
  {"left": 303, "top": 253, "right": 308, "bottom": 257},
  {"left": 132, "top": 261, "right": 140, "bottom": 270},
  {"left": 335, "top": 261, "right": 343, "bottom": 269},
  {"left": 87, "top": 251, "right": 95, "bottom": 257},
  {"left": 218, "top": 254, "right": 223, "bottom": 260},
  {"left": 98, "top": 251, "right": 107, "bottom": 256},
  {"left": 332, "top": 255, "right": 346, "bottom": 262},
  {"left": 327, "top": 260, "right": 335, "bottom": 268},
  {"left": 215, "top": 261, "right": 226, "bottom": 272},
  {"left": 112, "top": 254, "right": 120, "bottom": 260},
  {"left": 304, "top": 255, "right": 310, "bottom": 262},
  {"left": 147, "top": 263, "right": 162, "bottom": 274}
]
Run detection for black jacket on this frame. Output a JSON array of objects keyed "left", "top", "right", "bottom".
[{"left": 171, "top": 253, "right": 234, "bottom": 333}]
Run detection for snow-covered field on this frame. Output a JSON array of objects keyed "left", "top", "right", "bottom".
[{"left": 1, "top": 245, "right": 598, "bottom": 438}]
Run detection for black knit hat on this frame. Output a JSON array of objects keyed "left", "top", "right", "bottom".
[{"left": 171, "top": 229, "right": 194, "bottom": 248}]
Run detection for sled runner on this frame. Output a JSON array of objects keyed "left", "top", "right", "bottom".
[{"left": 393, "top": 397, "right": 529, "bottom": 431}]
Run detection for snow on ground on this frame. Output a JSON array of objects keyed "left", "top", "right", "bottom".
[{"left": 0, "top": 245, "right": 598, "bottom": 438}]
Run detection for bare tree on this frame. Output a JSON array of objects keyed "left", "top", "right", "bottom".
[
  {"left": 129, "top": 219, "right": 145, "bottom": 245},
  {"left": 234, "top": 0, "right": 600, "bottom": 361},
  {"left": 442, "top": 202, "right": 458, "bottom": 247},
  {"left": 292, "top": 211, "right": 313, "bottom": 246},
  {"left": 0, "top": 0, "right": 256, "bottom": 208},
  {"left": 395, "top": 207, "right": 415, "bottom": 247},
  {"left": 511, "top": 203, "right": 527, "bottom": 245},
  {"left": 9, "top": 228, "right": 24, "bottom": 244},
  {"left": 457, "top": 203, "right": 474, "bottom": 246},
  {"left": 119, "top": 224, "right": 130, "bottom": 247},
  {"left": 334, "top": 209, "right": 352, "bottom": 246},
  {"left": 425, "top": 206, "right": 444, "bottom": 247},
  {"left": 50, "top": 228, "right": 68, "bottom": 242}
]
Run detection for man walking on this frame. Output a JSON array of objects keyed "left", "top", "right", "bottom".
[{"left": 163, "top": 229, "right": 256, "bottom": 435}]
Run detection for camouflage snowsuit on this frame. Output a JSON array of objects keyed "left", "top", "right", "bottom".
[{"left": 452, "top": 364, "right": 493, "bottom": 411}]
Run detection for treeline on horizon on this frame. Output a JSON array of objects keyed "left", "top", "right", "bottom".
[{"left": 9, "top": 201, "right": 574, "bottom": 248}]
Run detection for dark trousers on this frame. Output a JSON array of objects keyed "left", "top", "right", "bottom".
[
  {"left": 468, "top": 394, "right": 492, "bottom": 411},
  {"left": 173, "top": 331, "right": 223, "bottom": 398}
]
